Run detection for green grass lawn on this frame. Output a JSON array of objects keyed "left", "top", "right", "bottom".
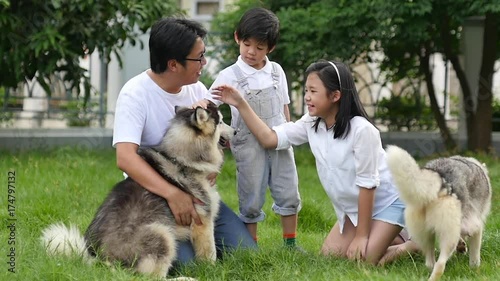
[{"left": 1, "top": 145, "right": 499, "bottom": 281}]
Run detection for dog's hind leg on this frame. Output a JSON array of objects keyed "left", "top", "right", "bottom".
[
  {"left": 428, "top": 233, "right": 457, "bottom": 281},
  {"left": 405, "top": 209, "right": 436, "bottom": 269},
  {"left": 419, "top": 232, "right": 436, "bottom": 270},
  {"left": 135, "top": 223, "right": 177, "bottom": 278},
  {"left": 427, "top": 199, "right": 461, "bottom": 281},
  {"left": 467, "top": 228, "right": 483, "bottom": 267}
]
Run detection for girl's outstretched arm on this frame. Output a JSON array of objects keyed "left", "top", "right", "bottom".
[{"left": 212, "top": 85, "right": 278, "bottom": 149}]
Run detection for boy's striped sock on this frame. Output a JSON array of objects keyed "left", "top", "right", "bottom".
[{"left": 283, "top": 233, "right": 296, "bottom": 247}]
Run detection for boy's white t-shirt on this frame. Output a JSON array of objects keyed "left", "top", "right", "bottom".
[
  {"left": 209, "top": 56, "right": 290, "bottom": 122},
  {"left": 113, "top": 70, "right": 211, "bottom": 147}
]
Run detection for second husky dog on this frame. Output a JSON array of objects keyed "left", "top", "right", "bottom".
[
  {"left": 385, "top": 145, "right": 492, "bottom": 281},
  {"left": 41, "top": 102, "right": 234, "bottom": 278}
]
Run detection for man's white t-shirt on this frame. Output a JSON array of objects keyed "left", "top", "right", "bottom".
[
  {"left": 273, "top": 115, "right": 399, "bottom": 233},
  {"left": 113, "top": 70, "right": 211, "bottom": 147}
]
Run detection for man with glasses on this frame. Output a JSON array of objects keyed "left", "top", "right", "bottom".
[{"left": 112, "top": 17, "right": 257, "bottom": 273}]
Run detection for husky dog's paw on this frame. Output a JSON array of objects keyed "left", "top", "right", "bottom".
[
  {"left": 198, "top": 243, "right": 217, "bottom": 262},
  {"left": 425, "top": 255, "right": 436, "bottom": 270},
  {"left": 192, "top": 229, "right": 217, "bottom": 263},
  {"left": 195, "top": 247, "right": 216, "bottom": 263},
  {"left": 469, "top": 258, "right": 481, "bottom": 268}
]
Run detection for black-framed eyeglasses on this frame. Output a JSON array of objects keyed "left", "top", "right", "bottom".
[
  {"left": 184, "top": 53, "right": 206, "bottom": 64},
  {"left": 185, "top": 58, "right": 204, "bottom": 63}
]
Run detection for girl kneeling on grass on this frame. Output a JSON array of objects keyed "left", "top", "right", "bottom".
[{"left": 212, "top": 59, "right": 419, "bottom": 265}]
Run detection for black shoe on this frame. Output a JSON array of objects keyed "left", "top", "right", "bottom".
[{"left": 285, "top": 245, "right": 307, "bottom": 254}]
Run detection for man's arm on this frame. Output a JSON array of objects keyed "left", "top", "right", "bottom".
[{"left": 115, "top": 142, "right": 202, "bottom": 226}]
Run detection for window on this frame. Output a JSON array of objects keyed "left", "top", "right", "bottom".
[{"left": 192, "top": 0, "right": 221, "bottom": 21}]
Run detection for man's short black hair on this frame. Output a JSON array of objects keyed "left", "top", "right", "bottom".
[{"left": 149, "top": 17, "right": 207, "bottom": 73}]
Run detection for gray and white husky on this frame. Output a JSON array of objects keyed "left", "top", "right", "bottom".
[
  {"left": 385, "top": 145, "right": 492, "bottom": 281},
  {"left": 41, "top": 101, "right": 234, "bottom": 278}
]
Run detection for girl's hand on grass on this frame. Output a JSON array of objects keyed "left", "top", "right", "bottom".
[{"left": 347, "top": 236, "right": 368, "bottom": 261}]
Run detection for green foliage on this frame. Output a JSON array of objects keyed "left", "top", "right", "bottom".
[
  {"left": 60, "top": 99, "right": 99, "bottom": 127},
  {"left": 376, "top": 95, "right": 437, "bottom": 131},
  {"left": 212, "top": 0, "right": 499, "bottom": 150},
  {"left": 0, "top": 87, "right": 14, "bottom": 123},
  {"left": 0, "top": 0, "right": 181, "bottom": 99},
  {"left": 210, "top": 0, "right": 398, "bottom": 86}
]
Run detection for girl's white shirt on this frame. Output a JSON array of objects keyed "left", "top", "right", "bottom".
[{"left": 274, "top": 115, "right": 399, "bottom": 233}]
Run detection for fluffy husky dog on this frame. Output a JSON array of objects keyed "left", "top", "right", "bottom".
[
  {"left": 41, "top": 101, "right": 234, "bottom": 278},
  {"left": 385, "top": 145, "right": 492, "bottom": 281}
]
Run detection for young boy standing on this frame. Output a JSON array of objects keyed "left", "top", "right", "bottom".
[{"left": 210, "top": 8, "right": 302, "bottom": 248}]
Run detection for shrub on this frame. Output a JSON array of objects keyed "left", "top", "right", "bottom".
[
  {"left": 376, "top": 95, "right": 437, "bottom": 131},
  {"left": 60, "top": 100, "right": 98, "bottom": 127}
]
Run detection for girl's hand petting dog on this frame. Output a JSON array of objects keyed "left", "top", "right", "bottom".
[
  {"left": 191, "top": 98, "right": 212, "bottom": 109},
  {"left": 211, "top": 85, "right": 245, "bottom": 108}
]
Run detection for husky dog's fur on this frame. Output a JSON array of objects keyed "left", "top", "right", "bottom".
[
  {"left": 41, "top": 101, "right": 234, "bottom": 278},
  {"left": 385, "top": 145, "right": 492, "bottom": 281}
]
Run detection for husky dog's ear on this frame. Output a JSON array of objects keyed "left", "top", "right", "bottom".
[
  {"left": 174, "top": 105, "right": 181, "bottom": 114},
  {"left": 193, "top": 106, "right": 209, "bottom": 124},
  {"left": 206, "top": 99, "right": 216, "bottom": 109},
  {"left": 175, "top": 105, "right": 192, "bottom": 115}
]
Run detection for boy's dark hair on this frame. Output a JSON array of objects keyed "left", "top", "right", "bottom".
[
  {"left": 149, "top": 17, "right": 207, "bottom": 73},
  {"left": 235, "top": 7, "right": 280, "bottom": 50},
  {"left": 305, "top": 60, "right": 372, "bottom": 139}
]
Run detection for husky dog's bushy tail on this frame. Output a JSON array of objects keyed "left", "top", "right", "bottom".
[
  {"left": 385, "top": 145, "right": 443, "bottom": 208},
  {"left": 41, "top": 223, "right": 92, "bottom": 263}
]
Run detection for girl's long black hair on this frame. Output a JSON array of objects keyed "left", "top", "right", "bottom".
[{"left": 304, "top": 60, "right": 371, "bottom": 139}]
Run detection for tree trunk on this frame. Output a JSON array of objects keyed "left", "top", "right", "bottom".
[
  {"left": 439, "top": 13, "right": 476, "bottom": 150},
  {"left": 474, "top": 13, "right": 497, "bottom": 152},
  {"left": 420, "top": 50, "right": 457, "bottom": 150}
]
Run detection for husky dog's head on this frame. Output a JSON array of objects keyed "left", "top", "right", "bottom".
[
  {"left": 169, "top": 101, "right": 234, "bottom": 151},
  {"left": 205, "top": 100, "right": 234, "bottom": 149}
]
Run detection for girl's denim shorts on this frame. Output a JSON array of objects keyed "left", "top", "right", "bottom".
[{"left": 373, "top": 198, "right": 405, "bottom": 228}]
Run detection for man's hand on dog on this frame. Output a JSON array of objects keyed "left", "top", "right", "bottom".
[{"left": 167, "top": 187, "right": 203, "bottom": 226}]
